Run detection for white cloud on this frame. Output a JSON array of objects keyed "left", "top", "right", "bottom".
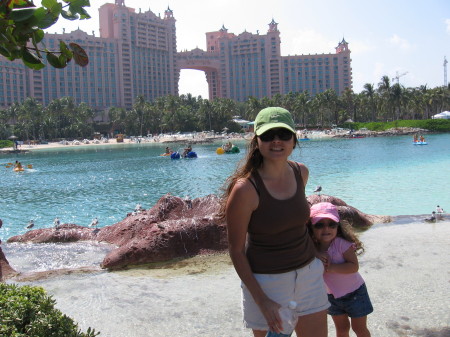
[
  {"left": 282, "top": 28, "right": 337, "bottom": 55},
  {"left": 347, "top": 40, "right": 375, "bottom": 55},
  {"left": 446, "top": 19, "right": 450, "bottom": 34},
  {"left": 388, "top": 34, "right": 412, "bottom": 50}
]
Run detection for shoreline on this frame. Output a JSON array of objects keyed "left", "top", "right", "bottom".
[{"left": 0, "top": 127, "right": 433, "bottom": 153}]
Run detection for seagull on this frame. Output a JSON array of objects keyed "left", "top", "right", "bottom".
[
  {"left": 436, "top": 205, "right": 444, "bottom": 214},
  {"left": 134, "top": 203, "right": 143, "bottom": 213},
  {"left": 25, "top": 220, "right": 34, "bottom": 229},
  {"left": 313, "top": 185, "right": 322, "bottom": 194},
  {"left": 424, "top": 211, "right": 436, "bottom": 223},
  {"left": 89, "top": 217, "right": 98, "bottom": 228},
  {"left": 53, "top": 217, "right": 60, "bottom": 228}
]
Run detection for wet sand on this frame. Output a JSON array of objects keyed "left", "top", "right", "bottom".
[{"left": 5, "top": 216, "right": 449, "bottom": 337}]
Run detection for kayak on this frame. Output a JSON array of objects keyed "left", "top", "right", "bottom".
[
  {"left": 14, "top": 167, "right": 24, "bottom": 172},
  {"left": 413, "top": 142, "right": 428, "bottom": 145}
]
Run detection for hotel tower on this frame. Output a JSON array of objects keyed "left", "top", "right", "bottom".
[{"left": 0, "top": 1, "right": 352, "bottom": 110}]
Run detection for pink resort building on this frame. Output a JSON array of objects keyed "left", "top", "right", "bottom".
[{"left": 0, "top": 0, "right": 352, "bottom": 111}]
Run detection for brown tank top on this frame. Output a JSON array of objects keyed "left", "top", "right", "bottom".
[{"left": 246, "top": 161, "right": 315, "bottom": 274}]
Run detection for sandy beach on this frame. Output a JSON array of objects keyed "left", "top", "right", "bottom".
[
  {"left": 4, "top": 216, "right": 449, "bottom": 337},
  {"left": 2, "top": 132, "right": 253, "bottom": 153}
]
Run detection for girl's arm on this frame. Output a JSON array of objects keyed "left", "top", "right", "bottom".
[
  {"left": 327, "top": 246, "right": 359, "bottom": 274},
  {"left": 226, "top": 178, "right": 282, "bottom": 331}
]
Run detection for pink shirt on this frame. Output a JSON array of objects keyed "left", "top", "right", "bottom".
[{"left": 323, "top": 237, "right": 365, "bottom": 298}]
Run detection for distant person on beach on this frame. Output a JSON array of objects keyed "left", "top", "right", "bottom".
[
  {"left": 219, "top": 107, "right": 329, "bottom": 337},
  {"left": 308, "top": 202, "right": 373, "bottom": 337}
]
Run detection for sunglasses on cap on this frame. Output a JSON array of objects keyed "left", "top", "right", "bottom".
[
  {"left": 258, "top": 128, "right": 294, "bottom": 142},
  {"left": 312, "top": 221, "right": 339, "bottom": 229}
]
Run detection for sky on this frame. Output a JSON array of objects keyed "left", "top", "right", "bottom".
[{"left": 48, "top": 0, "right": 450, "bottom": 98}]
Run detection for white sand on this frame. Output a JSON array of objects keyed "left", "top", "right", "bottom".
[{"left": 5, "top": 218, "right": 449, "bottom": 337}]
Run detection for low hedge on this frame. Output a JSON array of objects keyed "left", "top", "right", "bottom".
[
  {"left": 346, "top": 119, "right": 450, "bottom": 132},
  {"left": 0, "top": 140, "right": 13, "bottom": 149},
  {"left": 0, "top": 283, "right": 100, "bottom": 337}
]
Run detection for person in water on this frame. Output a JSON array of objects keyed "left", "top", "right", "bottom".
[
  {"left": 308, "top": 202, "right": 373, "bottom": 337},
  {"left": 14, "top": 161, "right": 22, "bottom": 169},
  {"left": 182, "top": 144, "right": 192, "bottom": 157},
  {"left": 165, "top": 146, "right": 172, "bottom": 154},
  {"left": 222, "top": 141, "right": 233, "bottom": 152},
  {"left": 219, "top": 107, "right": 329, "bottom": 337}
]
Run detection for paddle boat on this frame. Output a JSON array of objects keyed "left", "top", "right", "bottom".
[
  {"left": 170, "top": 151, "right": 198, "bottom": 159},
  {"left": 216, "top": 142, "right": 240, "bottom": 155}
]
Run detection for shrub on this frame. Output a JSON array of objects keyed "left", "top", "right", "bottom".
[
  {"left": 349, "top": 119, "right": 450, "bottom": 132},
  {"left": 0, "top": 283, "right": 100, "bottom": 337},
  {"left": 0, "top": 140, "right": 13, "bottom": 149}
]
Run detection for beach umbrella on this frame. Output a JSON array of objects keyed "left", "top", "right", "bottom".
[{"left": 8, "top": 135, "right": 18, "bottom": 140}]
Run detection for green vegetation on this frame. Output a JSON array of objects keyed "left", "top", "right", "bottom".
[
  {"left": 347, "top": 119, "right": 450, "bottom": 132},
  {"left": 0, "top": 76, "right": 449, "bottom": 142},
  {"left": 0, "top": 0, "right": 90, "bottom": 69},
  {"left": 0, "top": 283, "right": 99, "bottom": 337},
  {"left": 0, "top": 140, "right": 13, "bottom": 148}
]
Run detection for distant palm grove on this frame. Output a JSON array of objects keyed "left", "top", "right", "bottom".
[{"left": 1, "top": 76, "right": 449, "bottom": 142}]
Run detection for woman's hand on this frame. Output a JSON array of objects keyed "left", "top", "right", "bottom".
[{"left": 259, "top": 297, "right": 283, "bottom": 333}]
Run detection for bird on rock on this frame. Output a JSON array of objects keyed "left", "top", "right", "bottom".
[
  {"left": 25, "top": 220, "right": 34, "bottom": 229},
  {"left": 53, "top": 217, "right": 60, "bottom": 228},
  {"left": 89, "top": 217, "right": 99, "bottom": 228},
  {"left": 424, "top": 211, "right": 436, "bottom": 223},
  {"left": 313, "top": 185, "right": 322, "bottom": 194}
]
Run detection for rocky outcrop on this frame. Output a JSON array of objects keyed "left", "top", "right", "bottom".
[
  {"left": 0, "top": 246, "right": 18, "bottom": 281},
  {"left": 6, "top": 193, "right": 389, "bottom": 273},
  {"left": 307, "top": 194, "right": 391, "bottom": 227},
  {"left": 8, "top": 194, "right": 228, "bottom": 270}
]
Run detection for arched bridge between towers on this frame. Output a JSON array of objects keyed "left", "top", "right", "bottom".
[{"left": 177, "top": 48, "right": 221, "bottom": 99}]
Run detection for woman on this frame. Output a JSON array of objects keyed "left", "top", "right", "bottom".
[{"left": 219, "top": 107, "right": 329, "bottom": 337}]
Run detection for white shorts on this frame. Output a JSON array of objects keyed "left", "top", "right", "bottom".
[{"left": 241, "top": 258, "right": 330, "bottom": 331}]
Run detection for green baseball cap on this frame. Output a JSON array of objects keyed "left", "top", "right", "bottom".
[{"left": 254, "top": 107, "right": 296, "bottom": 136}]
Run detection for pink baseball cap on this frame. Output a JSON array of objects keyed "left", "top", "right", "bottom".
[{"left": 310, "top": 202, "right": 340, "bottom": 225}]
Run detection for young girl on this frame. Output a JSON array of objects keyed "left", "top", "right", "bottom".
[{"left": 308, "top": 202, "right": 373, "bottom": 337}]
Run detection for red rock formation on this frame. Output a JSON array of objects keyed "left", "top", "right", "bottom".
[
  {"left": 5, "top": 193, "right": 389, "bottom": 273},
  {"left": 307, "top": 194, "right": 391, "bottom": 227},
  {"left": 0, "top": 246, "right": 17, "bottom": 281}
]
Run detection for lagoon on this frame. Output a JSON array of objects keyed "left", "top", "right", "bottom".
[{"left": 1, "top": 133, "right": 450, "bottom": 240}]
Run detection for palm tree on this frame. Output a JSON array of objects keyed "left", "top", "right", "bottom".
[{"left": 362, "top": 83, "right": 376, "bottom": 121}]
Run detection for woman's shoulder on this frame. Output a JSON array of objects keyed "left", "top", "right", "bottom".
[{"left": 290, "top": 161, "right": 309, "bottom": 184}]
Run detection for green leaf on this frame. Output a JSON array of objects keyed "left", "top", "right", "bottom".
[
  {"left": 0, "top": 45, "right": 11, "bottom": 58},
  {"left": 37, "top": 12, "right": 59, "bottom": 29},
  {"left": 59, "top": 40, "right": 73, "bottom": 61},
  {"left": 77, "top": 6, "right": 91, "bottom": 19},
  {"left": 60, "top": 9, "right": 79, "bottom": 20},
  {"left": 21, "top": 47, "right": 41, "bottom": 64},
  {"left": 41, "top": 0, "right": 58, "bottom": 10},
  {"left": 9, "top": 8, "right": 36, "bottom": 22},
  {"left": 22, "top": 57, "right": 45, "bottom": 70},
  {"left": 47, "top": 52, "right": 66, "bottom": 68},
  {"left": 32, "top": 29, "right": 44, "bottom": 43}
]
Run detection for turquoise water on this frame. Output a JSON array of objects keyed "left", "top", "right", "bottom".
[{"left": 1, "top": 133, "right": 449, "bottom": 240}]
